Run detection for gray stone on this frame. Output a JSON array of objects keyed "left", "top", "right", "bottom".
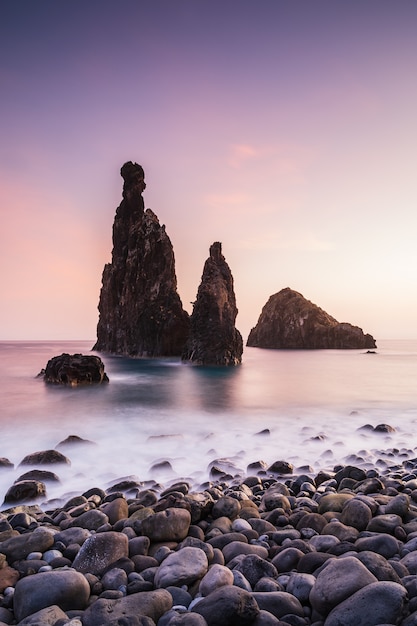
[
  {"left": 193, "top": 586, "right": 259, "bottom": 625},
  {"left": 355, "top": 533, "right": 400, "bottom": 559},
  {"left": 271, "top": 547, "right": 304, "bottom": 572},
  {"left": 82, "top": 589, "right": 173, "bottom": 626},
  {"left": 14, "top": 569, "right": 90, "bottom": 622},
  {"left": 72, "top": 531, "right": 128, "bottom": 575},
  {"left": 401, "top": 551, "right": 417, "bottom": 574},
  {"left": 101, "top": 566, "right": 128, "bottom": 591},
  {"left": 354, "top": 551, "right": 401, "bottom": 582},
  {"left": 155, "top": 547, "right": 208, "bottom": 588},
  {"left": 340, "top": 498, "right": 372, "bottom": 531},
  {"left": 0, "top": 526, "right": 54, "bottom": 563},
  {"left": 100, "top": 497, "right": 129, "bottom": 524},
  {"left": 19, "top": 449, "right": 70, "bottom": 466},
  {"left": 53, "top": 526, "right": 91, "bottom": 547},
  {"left": 66, "top": 508, "right": 109, "bottom": 530},
  {"left": 199, "top": 563, "right": 234, "bottom": 596},
  {"left": 324, "top": 581, "right": 408, "bottom": 626},
  {"left": 222, "top": 541, "right": 268, "bottom": 563},
  {"left": 140, "top": 508, "right": 191, "bottom": 542},
  {"left": 233, "top": 554, "right": 278, "bottom": 588},
  {"left": 286, "top": 572, "right": 316, "bottom": 604},
  {"left": 16, "top": 604, "right": 68, "bottom": 625},
  {"left": 211, "top": 496, "right": 241, "bottom": 520},
  {"left": 159, "top": 609, "right": 208, "bottom": 625},
  {"left": 385, "top": 493, "right": 410, "bottom": 518},
  {"left": 309, "top": 555, "right": 378, "bottom": 617},
  {"left": 251, "top": 591, "right": 304, "bottom": 619},
  {"left": 366, "top": 513, "right": 402, "bottom": 534},
  {"left": 3, "top": 480, "right": 46, "bottom": 504}
]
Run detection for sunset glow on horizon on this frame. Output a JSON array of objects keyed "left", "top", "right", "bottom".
[{"left": 1, "top": 1, "right": 417, "bottom": 341}]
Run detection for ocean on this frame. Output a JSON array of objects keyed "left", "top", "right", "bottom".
[{"left": 1, "top": 339, "right": 417, "bottom": 509}]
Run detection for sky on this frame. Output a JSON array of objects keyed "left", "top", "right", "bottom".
[{"left": 1, "top": 1, "right": 417, "bottom": 341}]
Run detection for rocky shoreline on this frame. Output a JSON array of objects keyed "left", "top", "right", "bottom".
[{"left": 1, "top": 442, "right": 417, "bottom": 625}]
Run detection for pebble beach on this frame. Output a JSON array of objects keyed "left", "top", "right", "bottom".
[{"left": 1, "top": 436, "right": 417, "bottom": 625}]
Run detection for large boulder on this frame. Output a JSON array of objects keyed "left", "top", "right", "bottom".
[
  {"left": 41, "top": 353, "right": 109, "bottom": 385},
  {"left": 13, "top": 569, "right": 90, "bottom": 622},
  {"left": 247, "top": 287, "right": 376, "bottom": 349},
  {"left": 93, "top": 161, "right": 189, "bottom": 356},
  {"left": 182, "top": 242, "right": 243, "bottom": 365}
]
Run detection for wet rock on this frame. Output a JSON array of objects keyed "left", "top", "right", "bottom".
[
  {"left": 192, "top": 585, "right": 260, "bottom": 625},
  {"left": 233, "top": 554, "right": 278, "bottom": 588},
  {"left": 155, "top": 546, "right": 208, "bottom": 588},
  {"left": 340, "top": 497, "right": 373, "bottom": 531},
  {"left": 56, "top": 434, "right": 95, "bottom": 448},
  {"left": 247, "top": 287, "right": 376, "bottom": 349},
  {"left": 42, "top": 353, "right": 109, "bottom": 385},
  {"left": 140, "top": 508, "right": 191, "bottom": 542},
  {"left": 251, "top": 591, "right": 304, "bottom": 620},
  {"left": 82, "top": 589, "right": 173, "bottom": 626},
  {"left": 309, "top": 555, "right": 378, "bottom": 617},
  {"left": 16, "top": 469, "right": 60, "bottom": 483},
  {"left": 182, "top": 242, "right": 243, "bottom": 366},
  {"left": 3, "top": 480, "right": 46, "bottom": 504},
  {"left": 72, "top": 531, "right": 128, "bottom": 575},
  {"left": 94, "top": 161, "right": 189, "bottom": 357},
  {"left": 100, "top": 497, "right": 129, "bottom": 524},
  {"left": 16, "top": 605, "right": 69, "bottom": 625},
  {"left": 355, "top": 533, "right": 400, "bottom": 559},
  {"left": 324, "top": 581, "right": 408, "bottom": 626},
  {"left": 267, "top": 461, "right": 294, "bottom": 476},
  {"left": 13, "top": 569, "right": 90, "bottom": 621},
  {"left": 354, "top": 550, "right": 401, "bottom": 582},
  {"left": 19, "top": 449, "right": 70, "bottom": 466},
  {"left": 211, "top": 496, "right": 241, "bottom": 520},
  {"left": 0, "top": 526, "right": 54, "bottom": 563},
  {"left": 199, "top": 563, "right": 234, "bottom": 596}
]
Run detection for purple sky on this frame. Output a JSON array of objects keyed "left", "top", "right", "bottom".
[{"left": 1, "top": 1, "right": 417, "bottom": 340}]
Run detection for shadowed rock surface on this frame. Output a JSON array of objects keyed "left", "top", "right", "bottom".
[
  {"left": 93, "top": 162, "right": 189, "bottom": 356},
  {"left": 182, "top": 242, "right": 243, "bottom": 365},
  {"left": 41, "top": 353, "right": 109, "bottom": 385},
  {"left": 247, "top": 288, "right": 376, "bottom": 349}
]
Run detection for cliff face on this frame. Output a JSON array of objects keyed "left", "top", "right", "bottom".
[
  {"left": 182, "top": 242, "right": 243, "bottom": 365},
  {"left": 247, "top": 288, "right": 376, "bottom": 349},
  {"left": 93, "top": 162, "right": 189, "bottom": 356}
]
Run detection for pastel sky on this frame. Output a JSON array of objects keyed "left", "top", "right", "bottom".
[{"left": 1, "top": 1, "right": 417, "bottom": 341}]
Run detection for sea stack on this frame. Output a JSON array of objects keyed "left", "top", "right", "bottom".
[
  {"left": 247, "top": 287, "right": 376, "bottom": 349},
  {"left": 182, "top": 242, "right": 243, "bottom": 365},
  {"left": 93, "top": 162, "right": 189, "bottom": 356}
]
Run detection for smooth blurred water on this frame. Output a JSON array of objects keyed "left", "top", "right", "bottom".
[{"left": 1, "top": 339, "right": 417, "bottom": 508}]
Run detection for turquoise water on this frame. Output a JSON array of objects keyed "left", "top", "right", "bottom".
[{"left": 0, "top": 340, "right": 417, "bottom": 507}]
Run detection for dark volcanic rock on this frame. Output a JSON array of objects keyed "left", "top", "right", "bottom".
[
  {"left": 247, "top": 287, "right": 376, "bottom": 349},
  {"left": 93, "top": 161, "right": 189, "bottom": 356},
  {"left": 42, "top": 353, "right": 109, "bottom": 385},
  {"left": 3, "top": 479, "right": 46, "bottom": 504},
  {"left": 182, "top": 242, "right": 243, "bottom": 365}
]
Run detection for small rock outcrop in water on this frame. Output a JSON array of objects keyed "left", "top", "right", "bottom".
[
  {"left": 93, "top": 162, "right": 189, "bottom": 356},
  {"left": 182, "top": 242, "right": 243, "bottom": 365},
  {"left": 247, "top": 288, "right": 376, "bottom": 349},
  {"left": 40, "top": 353, "right": 109, "bottom": 385}
]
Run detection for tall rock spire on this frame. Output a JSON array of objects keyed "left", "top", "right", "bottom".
[
  {"left": 93, "top": 162, "right": 189, "bottom": 356},
  {"left": 182, "top": 242, "right": 243, "bottom": 366}
]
